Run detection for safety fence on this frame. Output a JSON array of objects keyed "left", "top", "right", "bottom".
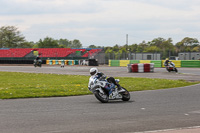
[{"left": 109, "top": 60, "right": 200, "bottom": 68}]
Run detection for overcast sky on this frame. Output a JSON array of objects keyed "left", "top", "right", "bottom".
[{"left": 0, "top": 0, "right": 200, "bottom": 47}]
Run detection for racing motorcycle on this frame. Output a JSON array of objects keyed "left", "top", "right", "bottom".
[
  {"left": 89, "top": 76, "right": 130, "bottom": 103},
  {"left": 165, "top": 61, "right": 178, "bottom": 72},
  {"left": 34, "top": 59, "right": 42, "bottom": 67}
]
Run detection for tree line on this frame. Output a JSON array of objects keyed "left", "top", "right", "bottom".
[
  {"left": 0, "top": 26, "right": 200, "bottom": 57},
  {"left": 104, "top": 37, "right": 200, "bottom": 59},
  {"left": 0, "top": 26, "right": 82, "bottom": 49}
]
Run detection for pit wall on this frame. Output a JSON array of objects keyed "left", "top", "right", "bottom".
[{"left": 109, "top": 60, "right": 200, "bottom": 68}]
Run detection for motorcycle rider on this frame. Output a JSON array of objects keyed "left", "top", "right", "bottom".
[
  {"left": 164, "top": 58, "right": 170, "bottom": 67},
  {"left": 164, "top": 58, "right": 177, "bottom": 72},
  {"left": 164, "top": 58, "right": 170, "bottom": 70},
  {"left": 88, "top": 67, "right": 99, "bottom": 91},
  {"left": 88, "top": 67, "right": 121, "bottom": 96},
  {"left": 168, "top": 60, "right": 175, "bottom": 67},
  {"left": 35, "top": 55, "right": 41, "bottom": 62}
]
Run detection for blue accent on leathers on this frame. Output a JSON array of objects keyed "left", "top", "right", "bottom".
[{"left": 104, "top": 82, "right": 115, "bottom": 95}]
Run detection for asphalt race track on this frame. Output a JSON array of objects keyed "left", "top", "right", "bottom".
[
  {"left": 0, "top": 65, "right": 200, "bottom": 81},
  {"left": 0, "top": 65, "right": 200, "bottom": 133}
]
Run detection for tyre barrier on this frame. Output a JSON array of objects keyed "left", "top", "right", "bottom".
[
  {"left": 79, "top": 59, "right": 99, "bottom": 66},
  {"left": 46, "top": 60, "right": 79, "bottom": 65},
  {"left": 127, "top": 63, "right": 154, "bottom": 73},
  {"left": 88, "top": 59, "right": 99, "bottom": 66}
]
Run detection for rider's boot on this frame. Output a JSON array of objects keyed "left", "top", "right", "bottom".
[
  {"left": 115, "top": 83, "right": 126, "bottom": 93},
  {"left": 115, "top": 83, "right": 122, "bottom": 91}
]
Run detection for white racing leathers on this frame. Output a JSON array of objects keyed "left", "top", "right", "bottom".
[
  {"left": 88, "top": 75, "right": 96, "bottom": 90},
  {"left": 88, "top": 75, "right": 122, "bottom": 100}
]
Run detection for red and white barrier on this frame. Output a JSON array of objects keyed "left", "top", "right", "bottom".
[
  {"left": 127, "top": 63, "right": 154, "bottom": 73},
  {"left": 138, "top": 63, "right": 144, "bottom": 72}
]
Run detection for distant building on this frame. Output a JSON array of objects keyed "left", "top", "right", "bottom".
[
  {"left": 178, "top": 52, "right": 200, "bottom": 60},
  {"left": 131, "top": 53, "right": 161, "bottom": 60}
]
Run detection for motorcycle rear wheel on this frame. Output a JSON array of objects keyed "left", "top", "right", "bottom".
[
  {"left": 94, "top": 90, "right": 109, "bottom": 103},
  {"left": 121, "top": 88, "right": 130, "bottom": 101}
]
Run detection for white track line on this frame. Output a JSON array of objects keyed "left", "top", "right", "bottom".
[{"left": 132, "top": 126, "right": 200, "bottom": 133}]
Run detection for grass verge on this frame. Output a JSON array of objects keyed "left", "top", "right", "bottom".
[{"left": 0, "top": 71, "right": 199, "bottom": 99}]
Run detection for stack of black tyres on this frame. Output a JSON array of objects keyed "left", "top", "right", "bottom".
[{"left": 88, "top": 59, "right": 98, "bottom": 66}]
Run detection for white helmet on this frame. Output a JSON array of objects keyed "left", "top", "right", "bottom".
[{"left": 90, "top": 67, "right": 98, "bottom": 76}]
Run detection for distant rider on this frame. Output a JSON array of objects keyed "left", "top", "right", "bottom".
[
  {"left": 36, "top": 55, "right": 41, "bottom": 61},
  {"left": 164, "top": 58, "right": 170, "bottom": 70},
  {"left": 164, "top": 58, "right": 170, "bottom": 67},
  {"left": 34, "top": 55, "right": 41, "bottom": 65}
]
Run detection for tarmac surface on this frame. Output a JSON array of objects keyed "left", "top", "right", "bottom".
[
  {"left": 0, "top": 65, "right": 200, "bottom": 81},
  {"left": 0, "top": 65, "right": 200, "bottom": 133}
]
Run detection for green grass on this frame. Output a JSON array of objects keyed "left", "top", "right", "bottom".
[{"left": 0, "top": 71, "right": 199, "bottom": 99}]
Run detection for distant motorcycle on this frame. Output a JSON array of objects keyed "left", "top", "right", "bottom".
[
  {"left": 165, "top": 61, "right": 178, "bottom": 72},
  {"left": 34, "top": 59, "right": 42, "bottom": 67},
  {"left": 89, "top": 76, "right": 130, "bottom": 103}
]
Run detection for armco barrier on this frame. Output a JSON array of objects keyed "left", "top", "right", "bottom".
[
  {"left": 171, "top": 60, "right": 181, "bottom": 67},
  {"left": 68, "top": 60, "right": 74, "bottom": 65},
  {"left": 120, "top": 60, "right": 130, "bottom": 67},
  {"left": 150, "top": 60, "right": 162, "bottom": 67},
  {"left": 46, "top": 60, "right": 79, "bottom": 65},
  {"left": 52, "top": 60, "right": 56, "bottom": 65},
  {"left": 130, "top": 60, "right": 140, "bottom": 64},
  {"left": 74, "top": 60, "right": 79, "bottom": 65},
  {"left": 140, "top": 60, "right": 151, "bottom": 63},
  {"left": 49, "top": 60, "right": 52, "bottom": 65},
  {"left": 58, "top": 60, "right": 61, "bottom": 65},
  {"left": 59, "top": 60, "right": 65, "bottom": 65},
  {"left": 46, "top": 60, "right": 49, "bottom": 64},
  {"left": 161, "top": 60, "right": 166, "bottom": 67},
  {"left": 110, "top": 60, "right": 200, "bottom": 68},
  {"left": 55, "top": 60, "right": 59, "bottom": 65},
  {"left": 181, "top": 60, "right": 200, "bottom": 68},
  {"left": 109, "top": 60, "right": 120, "bottom": 66},
  {"left": 65, "top": 60, "right": 68, "bottom": 65},
  {"left": 161, "top": 60, "right": 181, "bottom": 67}
]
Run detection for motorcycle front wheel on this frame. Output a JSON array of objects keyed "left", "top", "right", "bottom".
[
  {"left": 94, "top": 90, "right": 109, "bottom": 103},
  {"left": 174, "top": 68, "right": 178, "bottom": 72},
  {"left": 121, "top": 88, "right": 130, "bottom": 101}
]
